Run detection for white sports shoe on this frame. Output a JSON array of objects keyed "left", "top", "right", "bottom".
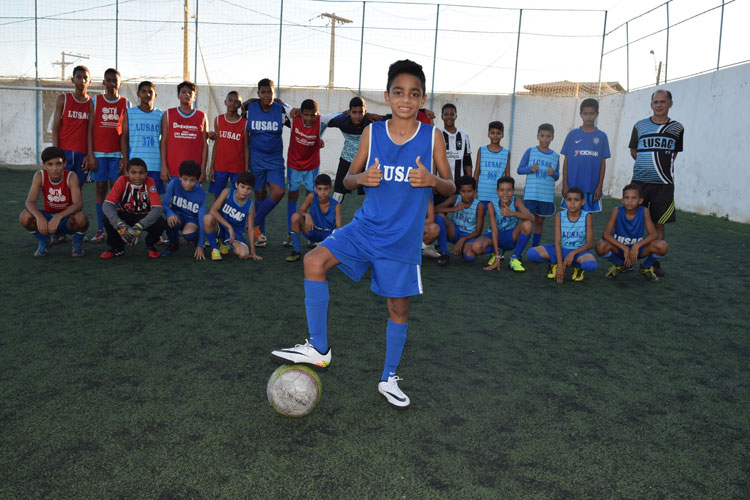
[
  {"left": 271, "top": 339, "right": 331, "bottom": 369},
  {"left": 422, "top": 242, "right": 441, "bottom": 258},
  {"left": 378, "top": 376, "right": 410, "bottom": 409}
]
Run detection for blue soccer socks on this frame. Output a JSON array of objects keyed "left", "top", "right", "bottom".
[
  {"left": 95, "top": 203, "right": 105, "bottom": 231},
  {"left": 382, "top": 320, "right": 408, "bottom": 382},
  {"left": 304, "top": 279, "right": 329, "bottom": 354},
  {"left": 579, "top": 260, "right": 598, "bottom": 272},
  {"left": 435, "top": 215, "right": 448, "bottom": 254},
  {"left": 526, "top": 247, "right": 546, "bottom": 263},
  {"left": 602, "top": 250, "right": 625, "bottom": 266},
  {"left": 254, "top": 198, "right": 278, "bottom": 229},
  {"left": 291, "top": 231, "right": 302, "bottom": 253},
  {"left": 206, "top": 230, "right": 218, "bottom": 250},
  {"left": 286, "top": 200, "right": 297, "bottom": 233},
  {"left": 512, "top": 233, "right": 531, "bottom": 260},
  {"left": 531, "top": 232, "right": 542, "bottom": 248}
]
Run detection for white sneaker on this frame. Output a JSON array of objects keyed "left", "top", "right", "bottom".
[
  {"left": 378, "top": 376, "right": 410, "bottom": 409},
  {"left": 282, "top": 234, "right": 292, "bottom": 247},
  {"left": 422, "top": 242, "right": 441, "bottom": 258},
  {"left": 256, "top": 232, "right": 268, "bottom": 248},
  {"left": 271, "top": 339, "right": 331, "bottom": 369}
]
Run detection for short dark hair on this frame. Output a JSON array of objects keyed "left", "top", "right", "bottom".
[
  {"left": 226, "top": 90, "right": 240, "bottom": 100},
  {"left": 349, "top": 96, "right": 365, "bottom": 109},
  {"left": 651, "top": 89, "right": 672, "bottom": 102},
  {"left": 178, "top": 160, "right": 201, "bottom": 179},
  {"left": 104, "top": 68, "right": 120, "bottom": 79},
  {"left": 386, "top": 59, "right": 426, "bottom": 94},
  {"left": 580, "top": 98, "right": 599, "bottom": 113},
  {"left": 441, "top": 103, "right": 456, "bottom": 114},
  {"left": 177, "top": 81, "right": 196, "bottom": 94},
  {"left": 567, "top": 186, "right": 584, "bottom": 199},
  {"left": 489, "top": 120, "right": 504, "bottom": 132},
  {"left": 458, "top": 175, "right": 476, "bottom": 190},
  {"left": 237, "top": 171, "right": 255, "bottom": 188},
  {"left": 138, "top": 80, "right": 155, "bottom": 92},
  {"left": 72, "top": 65, "right": 89, "bottom": 78},
  {"left": 538, "top": 123, "right": 554, "bottom": 134},
  {"left": 257, "top": 78, "right": 274, "bottom": 91},
  {"left": 622, "top": 183, "right": 641, "bottom": 196},
  {"left": 301, "top": 99, "right": 318, "bottom": 113},
  {"left": 496, "top": 175, "right": 515, "bottom": 189},
  {"left": 41, "top": 146, "right": 65, "bottom": 163},
  {"left": 126, "top": 158, "right": 147, "bottom": 171},
  {"left": 315, "top": 173, "right": 332, "bottom": 187}
]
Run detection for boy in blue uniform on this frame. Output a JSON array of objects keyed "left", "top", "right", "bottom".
[
  {"left": 474, "top": 121, "right": 510, "bottom": 208},
  {"left": 561, "top": 98, "right": 610, "bottom": 212},
  {"left": 204, "top": 172, "right": 262, "bottom": 262},
  {"left": 595, "top": 183, "right": 669, "bottom": 282},
  {"left": 271, "top": 60, "right": 455, "bottom": 409},
  {"left": 434, "top": 175, "right": 485, "bottom": 265},
  {"left": 517, "top": 123, "right": 560, "bottom": 248},
  {"left": 121, "top": 81, "right": 164, "bottom": 193},
  {"left": 527, "top": 187, "right": 597, "bottom": 283},
  {"left": 286, "top": 174, "right": 342, "bottom": 262},
  {"left": 161, "top": 160, "right": 208, "bottom": 260}
]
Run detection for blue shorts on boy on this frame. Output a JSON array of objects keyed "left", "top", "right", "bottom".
[
  {"left": 209, "top": 171, "right": 240, "bottom": 195},
  {"left": 476, "top": 146, "right": 508, "bottom": 203},
  {"left": 147, "top": 171, "right": 165, "bottom": 194},
  {"left": 40, "top": 210, "right": 74, "bottom": 235},
  {"left": 94, "top": 156, "right": 121, "bottom": 182},
  {"left": 247, "top": 101, "right": 286, "bottom": 188},
  {"left": 164, "top": 177, "right": 207, "bottom": 243},
  {"left": 517, "top": 146, "right": 560, "bottom": 203},
  {"left": 538, "top": 244, "right": 595, "bottom": 263},
  {"left": 287, "top": 166, "right": 319, "bottom": 192},
  {"left": 524, "top": 199, "right": 555, "bottom": 217},
  {"left": 63, "top": 150, "right": 88, "bottom": 184},
  {"left": 562, "top": 191, "right": 600, "bottom": 213}
]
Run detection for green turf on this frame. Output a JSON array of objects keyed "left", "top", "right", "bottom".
[{"left": 1, "top": 168, "right": 749, "bottom": 499}]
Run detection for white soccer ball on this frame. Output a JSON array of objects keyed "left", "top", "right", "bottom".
[{"left": 267, "top": 365, "right": 322, "bottom": 418}]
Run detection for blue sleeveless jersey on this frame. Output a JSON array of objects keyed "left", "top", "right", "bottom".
[
  {"left": 452, "top": 197, "right": 479, "bottom": 234},
  {"left": 613, "top": 206, "right": 646, "bottom": 246},
  {"left": 354, "top": 120, "right": 434, "bottom": 264},
  {"left": 560, "top": 209, "right": 588, "bottom": 249},
  {"left": 519, "top": 147, "right": 560, "bottom": 202},
  {"left": 311, "top": 192, "right": 338, "bottom": 232},
  {"left": 246, "top": 101, "right": 284, "bottom": 158},
  {"left": 164, "top": 177, "right": 206, "bottom": 220},
  {"left": 220, "top": 188, "right": 253, "bottom": 232},
  {"left": 126, "top": 107, "right": 163, "bottom": 172},
  {"left": 490, "top": 196, "right": 519, "bottom": 232},
  {"left": 477, "top": 146, "right": 509, "bottom": 202}
]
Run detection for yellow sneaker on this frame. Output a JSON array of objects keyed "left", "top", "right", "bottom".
[
  {"left": 508, "top": 258, "right": 525, "bottom": 272},
  {"left": 211, "top": 248, "right": 222, "bottom": 261},
  {"left": 219, "top": 242, "right": 230, "bottom": 255},
  {"left": 572, "top": 268, "right": 585, "bottom": 282},
  {"left": 605, "top": 264, "right": 624, "bottom": 279},
  {"left": 639, "top": 266, "right": 660, "bottom": 282},
  {"left": 487, "top": 254, "right": 496, "bottom": 266},
  {"left": 547, "top": 264, "right": 557, "bottom": 279}
]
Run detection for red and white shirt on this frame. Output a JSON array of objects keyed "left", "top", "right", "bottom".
[
  {"left": 105, "top": 175, "right": 162, "bottom": 214},
  {"left": 166, "top": 108, "right": 206, "bottom": 176},
  {"left": 92, "top": 95, "right": 128, "bottom": 154},
  {"left": 41, "top": 169, "right": 74, "bottom": 213},
  {"left": 287, "top": 115, "right": 321, "bottom": 172}
]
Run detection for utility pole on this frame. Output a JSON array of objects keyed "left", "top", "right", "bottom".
[
  {"left": 183, "top": 0, "right": 190, "bottom": 81},
  {"left": 52, "top": 52, "right": 89, "bottom": 80},
  {"left": 320, "top": 12, "right": 352, "bottom": 89}
]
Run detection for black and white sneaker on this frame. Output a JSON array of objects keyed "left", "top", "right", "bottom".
[
  {"left": 271, "top": 339, "right": 331, "bottom": 369},
  {"left": 378, "top": 376, "right": 410, "bottom": 409}
]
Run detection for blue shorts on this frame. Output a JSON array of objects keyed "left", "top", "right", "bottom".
[
  {"left": 449, "top": 228, "right": 479, "bottom": 245},
  {"left": 321, "top": 222, "right": 423, "bottom": 298},
  {"left": 561, "top": 192, "right": 601, "bottom": 213},
  {"left": 209, "top": 171, "right": 240, "bottom": 195},
  {"left": 287, "top": 167, "right": 318, "bottom": 192},
  {"left": 175, "top": 213, "right": 199, "bottom": 229},
  {"left": 219, "top": 225, "right": 248, "bottom": 247},
  {"left": 94, "top": 156, "right": 121, "bottom": 182},
  {"left": 614, "top": 245, "right": 645, "bottom": 260},
  {"left": 481, "top": 228, "right": 516, "bottom": 252},
  {"left": 524, "top": 199, "right": 555, "bottom": 217},
  {"left": 63, "top": 150, "right": 88, "bottom": 184},
  {"left": 41, "top": 210, "right": 73, "bottom": 235},
  {"left": 541, "top": 244, "right": 594, "bottom": 264},
  {"left": 302, "top": 228, "right": 332, "bottom": 244},
  {"left": 250, "top": 155, "right": 285, "bottom": 189},
  {"left": 147, "top": 171, "right": 165, "bottom": 194}
]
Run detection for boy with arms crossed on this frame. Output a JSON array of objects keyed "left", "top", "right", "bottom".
[
  {"left": 286, "top": 174, "right": 341, "bottom": 262},
  {"left": 474, "top": 120, "right": 510, "bottom": 208},
  {"left": 162, "top": 160, "right": 208, "bottom": 260},
  {"left": 52, "top": 65, "right": 91, "bottom": 187},
  {"left": 161, "top": 81, "right": 209, "bottom": 184},
  {"left": 271, "top": 60, "right": 455, "bottom": 409},
  {"left": 434, "top": 175, "right": 486, "bottom": 265},
  {"left": 121, "top": 81, "right": 164, "bottom": 193},
  {"left": 208, "top": 91, "right": 248, "bottom": 201}
]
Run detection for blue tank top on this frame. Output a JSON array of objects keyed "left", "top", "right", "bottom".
[
  {"left": 354, "top": 120, "right": 434, "bottom": 264},
  {"left": 220, "top": 188, "right": 253, "bottom": 231},
  {"left": 164, "top": 177, "right": 206, "bottom": 219},
  {"left": 613, "top": 206, "right": 646, "bottom": 246},
  {"left": 311, "top": 192, "right": 338, "bottom": 231},
  {"left": 452, "top": 197, "right": 479, "bottom": 234},
  {"left": 246, "top": 101, "right": 284, "bottom": 158},
  {"left": 126, "top": 107, "right": 163, "bottom": 172},
  {"left": 560, "top": 209, "right": 588, "bottom": 249},
  {"left": 490, "top": 196, "right": 519, "bottom": 232},
  {"left": 477, "top": 146, "right": 509, "bottom": 202}
]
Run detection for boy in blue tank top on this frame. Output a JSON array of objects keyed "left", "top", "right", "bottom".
[
  {"left": 271, "top": 60, "right": 455, "bottom": 409},
  {"left": 161, "top": 160, "right": 207, "bottom": 260},
  {"left": 527, "top": 187, "right": 597, "bottom": 283},
  {"left": 474, "top": 121, "right": 510, "bottom": 208},
  {"left": 122, "top": 81, "right": 164, "bottom": 193},
  {"left": 595, "top": 183, "right": 668, "bottom": 282},
  {"left": 434, "top": 175, "right": 486, "bottom": 265},
  {"left": 286, "top": 174, "right": 342, "bottom": 262}
]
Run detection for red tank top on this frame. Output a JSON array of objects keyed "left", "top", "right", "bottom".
[
  {"left": 214, "top": 114, "right": 247, "bottom": 174},
  {"left": 41, "top": 169, "right": 74, "bottom": 213},
  {"left": 58, "top": 93, "right": 90, "bottom": 154},
  {"left": 287, "top": 115, "right": 321, "bottom": 171},
  {"left": 166, "top": 108, "right": 205, "bottom": 176},
  {"left": 92, "top": 95, "right": 127, "bottom": 153}
]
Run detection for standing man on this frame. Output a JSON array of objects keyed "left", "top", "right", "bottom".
[{"left": 628, "top": 89, "right": 684, "bottom": 277}]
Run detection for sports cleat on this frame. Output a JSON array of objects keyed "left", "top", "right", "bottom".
[
  {"left": 605, "top": 264, "right": 624, "bottom": 279},
  {"left": 211, "top": 248, "right": 222, "bottom": 261},
  {"left": 283, "top": 234, "right": 292, "bottom": 247},
  {"left": 34, "top": 239, "right": 50, "bottom": 257},
  {"left": 285, "top": 251, "right": 301, "bottom": 262},
  {"left": 100, "top": 249, "right": 124, "bottom": 259},
  {"left": 639, "top": 266, "right": 660, "bottom": 282},
  {"left": 156, "top": 236, "right": 169, "bottom": 246},
  {"left": 378, "top": 376, "right": 410, "bottom": 409},
  {"left": 147, "top": 247, "right": 161, "bottom": 259},
  {"left": 421, "top": 242, "right": 441, "bottom": 258},
  {"left": 91, "top": 229, "right": 106, "bottom": 244},
  {"left": 254, "top": 227, "right": 267, "bottom": 247},
  {"left": 437, "top": 253, "right": 450, "bottom": 266},
  {"left": 161, "top": 244, "right": 179, "bottom": 257},
  {"left": 487, "top": 254, "right": 496, "bottom": 266},
  {"left": 621, "top": 265, "right": 634, "bottom": 273},
  {"left": 219, "top": 242, "right": 231, "bottom": 255},
  {"left": 652, "top": 260, "right": 665, "bottom": 277},
  {"left": 572, "top": 268, "right": 585, "bottom": 282},
  {"left": 271, "top": 339, "right": 331, "bottom": 369},
  {"left": 71, "top": 240, "right": 84, "bottom": 257},
  {"left": 508, "top": 258, "right": 525, "bottom": 272},
  {"left": 547, "top": 264, "right": 557, "bottom": 279}
]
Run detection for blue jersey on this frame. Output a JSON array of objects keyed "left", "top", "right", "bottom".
[
  {"left": 613, "top": 205, "right": 646, "bottom": 246},
  {"left": 560, "top": 209, "right": 588, "bottom": 249},
  {"left": 311, "top": 192, "right": 338, "bottom": 232},
  {"left": 628, "top": 118, "right": 684, "bottom": 185},
  {"left": 517, "top": 147, "right": 560, "bottom": 203},
  {"left": 561, "top": 127, "right": 610, "bottom": 192},
  {"left": 490, "top": 196, "right": 519, "bottom": 232},
  {"left": 452, "top": 197, "right": 479, "bottom": 234},
  {"left": 220, "top": 188, "right": 253, "bottom": 233},
  {"left": 126, "top": 107, "right": 163, "bottom": 172},
  {"left": 354, "top": 120, "right": 434, "bottom": 264},
  {"left": 246, "top": 101, "right": 285, "bottom": 158},
  {"left": 477, "top": 146, "right": 509, "bottom": 203},
  {"left": 164, "top": 177, "right": 207, "bottom": 245}
]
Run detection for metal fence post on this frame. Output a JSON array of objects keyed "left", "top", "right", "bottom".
[
  {"left": 115, "top": 0, "right": 119, "bottom": 67},
  {"left": 509, "top": 9, "right": 522, "bottom": 153},
  {"left": 717, "top": 0, "right": 725, "bottom": 70},
  {"left": 35, "top": 0, "right": 40, "bottom": 161},
  {"left": 665, "top": 2, "right": 669, "bottom": 83},
  {"left": 429, "top": 4, "right": 440, "bottom": 110},
  {"left": 194, "top": 0, "right": 199, "bottom": 88},
  {"left": 277, "top": 0, "right": 284, "bottom": 94},
  {"left": 597, "top": 10, "right": 608, "bottom": 98},
  {"left": 626, "top": 21, "right": 630, "bottom": 91},
  {"left": 358, "top": 2, "right": 366, "bottom": 95}
]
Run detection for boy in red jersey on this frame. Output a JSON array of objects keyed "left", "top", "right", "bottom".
[
  {"left": 52, "top": 65, "right": 91, "bottom": 187},
  {"left": 87, "top": 68, "right": 129, "bottom": 244},
  {"left": 19, "top": 147, "right": 89, "bottom": 257},
  {"left": 160, "top": 81, "right": 209, "bottom": 185},
  {"left": 207, "top": 90, "right": 248, "bottom": 201}
]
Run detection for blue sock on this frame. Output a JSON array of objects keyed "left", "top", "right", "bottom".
[
  {"left": 641, "top": 253, "right": 659, "bottom": 269},
  {"left": 512, "top": 233, "right": 531, "bottom": 260},
  {"left": 532, "top": 232, "right": 542, "bottom": 248},
  {"left": 304, "top": 279, "right": 329, "bottom": 353},
  {"left": 382, "top": 320, "right": 408, "bottom": 381},
  {"left": 291, "top": 231, "right": 301, "bottom": 253},
  {"left": 183, "top": 231, "right": 199, "bottom": 244},
  {"left": 73, "top": 232, "right": 84, "bottom": 244},
  {"left": 206, "top": 231, "right": 218, "bottom": 250},
  {"left": 527, "top": 247, "right": 545, "bottom": 263},
  {"left": 254, "top": 198, "right": 278, "bottom": 229},
  {"left": 436, "top": 216, "right": 448, "bottom": 254},
  {"left": 31, "top": 231, "right": 50, "bottom": 244},
  {"left": 464, "top": 255, "right": 475, "bottom": 262},
  {"left": 286, "top": 200, "right": 297, "bottom": 233},
  {"left": 580, "top": 260, "right": 598, "bottom": 272},
  {"left": 602, "top": 251, "right": 624, "bottom": 266},
  {"left": 96, "top": 203, "right": 104, "bottom": 231},
  {"left": 166, "top": 226, "right": 180, "bottom": 246}
]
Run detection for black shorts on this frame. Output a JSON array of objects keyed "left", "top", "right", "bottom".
[
  {"left": 632, "top": 181, "right": 675, "bottom": 224},
  {"left": 334, "top": 158, "right": 364, "bottom": 196}
]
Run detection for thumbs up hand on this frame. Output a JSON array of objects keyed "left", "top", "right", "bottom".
[
  {"left": 408, "top": 156, "right": 435, "bottom": 188},
  {"left": 359, "top": 157, "right": 382, "bottom": 187}
]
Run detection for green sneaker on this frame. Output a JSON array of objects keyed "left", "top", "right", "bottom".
[
  {"left": 508, "top": 257, "right": 525, "bottom": 272},
  {"left": 572, "top": 268, "right": 585, "bottom": 282},
  {"left": 286, "top": 251, "right": 301, "bottom": 262},
  {"left": 546, "top": 264, "right": 557, "bottom": 279},
  {"left": 605, "top": 264, "right": 624, "bottom": 279},
  {"left": 639, "top": 266, "right": 660, "bottom": 282}
]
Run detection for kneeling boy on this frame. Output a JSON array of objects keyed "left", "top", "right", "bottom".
[
  {"left": 434, "top": 175, "right": 485, "bottom": 265},
  {"left": 286, "top": 174, "right": 341, "bottom": 262},
  {"left": 162, "top": 160, "right": 208, "bottom": 259}
]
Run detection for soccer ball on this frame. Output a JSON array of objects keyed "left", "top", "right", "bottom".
[{"left": 267, "top": 365, "right": 322, "bottom": 417}]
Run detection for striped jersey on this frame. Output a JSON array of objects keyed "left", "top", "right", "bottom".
[
  {"left": 560, "top": 209, "right": 588, "bottom": 249},
  {"left": 517, "top": 147, "right": 560, "bottom": 203},
  {"left": 126, "top": 107, "right": 163, "bottom": 172},
  {"left": 490, "top": 196, "right": 519, "bottom": 233},
  {"left": 452, "top": 196, "right": 479, "bottom": 234},
  {"left": 476, "top": 146, "right": 509, "bottom": 203},
  {"left": 629, "top": 118, "right": 684, "bottom": 184}
]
